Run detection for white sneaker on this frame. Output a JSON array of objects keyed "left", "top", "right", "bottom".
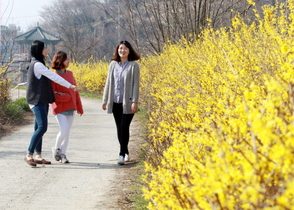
[
  {"left": 124, "top": 154, "right": 130, "bottom": 162},
  {"left": 60, "top": 154, "right": 69, "bottom": 164},
  {"left": 52, "top": 147, "right": 61, "bottom": 161},
  {"left": 118, "top": 155, "right": 124, "bottom": 165}
]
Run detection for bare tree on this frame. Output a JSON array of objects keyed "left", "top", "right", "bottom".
[
  {"left": 91, "top": 0, "right": 265, "bottom": 55},
  {"left": 40, "top": 0, "right": 108, "bottom": 62},
  {"left": 38, "top": 0, "right": 280, "bottom": 59},
  {"left": 0, "top": 26, "right": 19, "bottom": 64}
]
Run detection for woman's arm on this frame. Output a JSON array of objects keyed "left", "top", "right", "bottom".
[
  {"left": 132, "top": 62, "right": 140, "bottom": 103},
  {"left": 34, "top": 62, "right": 77, "bottom": 90},
  {"left": 102, "top": 62, "right": 115, "bottom": 106}
]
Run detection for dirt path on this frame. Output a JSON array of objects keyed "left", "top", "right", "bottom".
[{"left": 0, "top": 89, "right": 141, "bottom": 210}]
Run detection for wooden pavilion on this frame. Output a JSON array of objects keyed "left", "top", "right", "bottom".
[
  {"left": 13, "top": 25, "right": 61, "bottom": 84},
  {"left": 14, "top": 25, "right": 61, "bottom": 59}
]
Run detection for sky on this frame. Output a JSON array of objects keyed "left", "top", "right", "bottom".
[{"left": 0, "top": 0, "right": 52, "bottom": 31}]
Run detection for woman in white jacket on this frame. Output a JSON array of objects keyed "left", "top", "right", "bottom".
[{"left": 102, "top": 40, "right": 140, "bottom": 165}]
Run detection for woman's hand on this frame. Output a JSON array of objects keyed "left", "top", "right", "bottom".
[
  {"left": 131, "top": 102, "right": 138, "bottom": 113},
  {"left": 102, "top": 104, "right": 107, "bottom": 110},
  {"left": 70, "top": 85, "right": 79, "bottom": 91}
]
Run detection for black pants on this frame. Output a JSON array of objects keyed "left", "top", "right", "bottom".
[{"left": 112, "top": 103, "right": 134, "bottom": 157}]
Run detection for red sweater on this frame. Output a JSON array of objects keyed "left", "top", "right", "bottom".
[{"left": 51, "top": 70, "right": 83, "bottom": 115}]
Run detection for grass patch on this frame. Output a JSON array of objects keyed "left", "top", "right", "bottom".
[
  {"left": 10, "top": 84, "right": 27, "bottom": 90},
  {"left": 80, "top": 92, "right": 102, "bottom": 99}
]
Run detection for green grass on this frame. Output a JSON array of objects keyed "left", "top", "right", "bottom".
[
  {"left": 10, "top": 84, "right": 27, "bottom": 90},
  {"left": 80, "top": 92, "right": 102, "bottom": 99}
]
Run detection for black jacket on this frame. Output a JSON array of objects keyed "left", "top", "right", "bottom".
[{"left": 26, "top": 58, "right": 55, "bottom": 105}]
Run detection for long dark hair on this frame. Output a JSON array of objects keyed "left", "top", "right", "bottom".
[
  {"left": 111, "top": 40, "right": 140, "bottom": 62},
  {"left": 51, "top": 51, "right": 68, "bottom": 70},
  {"left": 30, "top": 40, "right": 46, "bottom": 65}
]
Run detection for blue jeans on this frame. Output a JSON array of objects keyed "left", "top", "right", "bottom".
[{"left": 27, "top": 102, "right": 49, "bottom": 155}]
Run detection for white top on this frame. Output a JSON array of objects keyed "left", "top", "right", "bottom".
[
  {"left": 34, "top": 62, "right": 71, "bottom": 87},
  {"left": 29, "top": 62, "right": 72, "bottom": 109}
]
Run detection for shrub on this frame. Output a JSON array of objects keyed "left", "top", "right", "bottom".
[
  {"left": 69, "top": 58, "right": 108, "bottom": 95},
  {"left": 3, "top": 98, "right": 29, "bottom": 120},
  {"left": 141, "top": 2, "right": 294, "bottom": 209},
  {"left": 0, "top": 65, "right": 10, "bottom": 125},
  {"left": 13, "top": 97, "right": 30, "bottom": 112}
]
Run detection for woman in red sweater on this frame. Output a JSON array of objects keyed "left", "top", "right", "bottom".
[{"left": 51, "top": 51, "right": 83, "bottom": 163}]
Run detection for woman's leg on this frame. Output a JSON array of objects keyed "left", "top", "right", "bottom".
[
  {"left": 55, "top": 113, "right": 75, "bottom": 155},
  {"left": 112, "top": 103, "right": 134, "bottom": 157},
  {"left": 60, "top": 114, "right": 75, "bottom": 155},
  {"left": 27, "top": 102, "right": 48, "bottom": 155},
  {"left": 120, "top": 114, "right": 134, "bottom": 156},
  {"left": 112, "top": 103, "right": 123, "bottom": 149}
]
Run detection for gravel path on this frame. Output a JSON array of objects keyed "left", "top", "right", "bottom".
[{"left": 0, "top": 89, "right": 131, "bottom": 210}]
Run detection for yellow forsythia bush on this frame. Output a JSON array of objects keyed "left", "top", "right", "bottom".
[
  {"left": 0, "top": 65, "right": 10, "bottom": 128},
  {"left": 69, "top": 58, "right": 109, "bottom": 94},
  {"left": 0, "top": 65, "right": 10, "bottom": 115},
  {"left": 140, "top": 1, "right": 294, "bottom": 209}
]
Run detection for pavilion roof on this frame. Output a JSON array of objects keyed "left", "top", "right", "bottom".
[{"left": 14, "top": 26, "right": 61, "bottom": 44}]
